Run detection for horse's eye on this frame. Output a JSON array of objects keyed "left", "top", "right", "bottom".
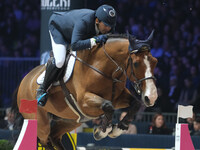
[{"left": 134, "top": 62, "right": 139, "bottom": 68}]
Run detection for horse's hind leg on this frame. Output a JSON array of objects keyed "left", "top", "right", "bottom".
[
  {"left": 101, "top": 100, "right": 115, "bottom": 131},
  {"left": 37, "top": 108, "right": 52, "bottom": 147},
  {"left": 49, "top": 119, "right": 81, "bottom": 150},
  {"left": 93, "top": 100, "right": 115, "bottom": 140},
  {"left": 84, "top": 95, "right": 114, "bottom": 140}
]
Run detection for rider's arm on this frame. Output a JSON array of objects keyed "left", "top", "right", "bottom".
[{"left": 71, "top": 20, "right": 95, "bottom": 51}]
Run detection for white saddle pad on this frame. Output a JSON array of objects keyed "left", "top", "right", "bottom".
[{"left": 37, "top": 51, "right": 76, "bottom": 86}]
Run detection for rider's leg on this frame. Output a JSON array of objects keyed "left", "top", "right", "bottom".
[
  {"left": 37, "top": 31, "right": 67, "bottom": 106},
  {"left": 37, "top": 59, "right": 62, "bottom": 106}
]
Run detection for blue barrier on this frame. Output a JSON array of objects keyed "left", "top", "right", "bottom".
[
  {"left": 77, "top": 133, "right": 200, "bottom": 149},
  {"left": 1, "top": 129, "right": 200, "bottom": 149},
  {"left": 0, "top": 129, "right": 19, "bottom": 141}
]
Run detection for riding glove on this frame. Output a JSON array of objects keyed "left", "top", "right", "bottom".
[{"left": 93, "top": 35, "right": 108, "bottom": 45}]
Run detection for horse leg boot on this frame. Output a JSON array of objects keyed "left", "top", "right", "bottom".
[
  {"left": 37, "top": 59, "right": 61, "bottom": 106},
  {"left": 101, "top": 101, "right": 115, "bottom": 131},
  {"left": 118, "top": 98, "right": 141, "bottom": 129},
  {"left": 109, "top": 97, "right": 141, "bottom": 138},
  {"left": 106, "top": 88, "right": 141, "bottom": 138},
  {"left": 93, "top": 100, "right": 114, "bottom": 140}
]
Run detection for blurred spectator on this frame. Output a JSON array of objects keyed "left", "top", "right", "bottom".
[
  {"left": 180, "top": 112, "right": 196, "bottom": 133},
  {"left": 151, "top": 39, "right": 164, "bottom": 58},
  {"left": 191, "top": 117, "right": 200, "bottom": 136},
  {"left": 119, "top": 111, "right": 137, "bottom": 134},
  {"left": 0, "top": 107, "right": 15, "bottom": 130},
  {"left": 1, "top": 0, "right": 200, "bottom": 113},
  {"left": 40, "top": 51, "right": 51, "bottom": 65},
  {"left": 167, "top": 76, "right": 181, "bottom": 112},
  {"left": 148, "top": 113, "right": 172, "bottom": 135},
  {"left": 176, "top": 78, "right": 198, "bottom": 108},
  {"left": 187, "top": 113, "right": 196, "bottom": 133},
  {"left": 146, "top": 87, "right": 168, "bottom": 113},
  {"left": 190, "top": 66, "right": 200, "bottom": 88},
  {"left": 0, "top": 0, "right": 40, "bottom": 57}
]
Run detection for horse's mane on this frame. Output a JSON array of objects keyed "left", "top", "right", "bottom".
[{"left": 107, "top": 34, "right": 128, "bottom": 39}]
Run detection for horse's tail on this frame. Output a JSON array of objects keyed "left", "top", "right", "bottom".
[{"left": 11, "top": 85, "right": 24, "bottom": 130}]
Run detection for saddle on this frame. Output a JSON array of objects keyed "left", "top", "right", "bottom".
[{"left": 37, "top": 51, "right": 76, "bottom": 86}]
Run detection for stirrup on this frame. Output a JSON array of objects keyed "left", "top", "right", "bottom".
[{"left": 36, "top": 89, "right": 48, "bottom": 106}]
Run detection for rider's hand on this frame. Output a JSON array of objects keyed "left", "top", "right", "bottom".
[{"left": 93, "top": 35, "right": 108, "bottom": 45}]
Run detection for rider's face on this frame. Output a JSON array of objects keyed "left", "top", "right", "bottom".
[{"left": 96, "top": 19, "right": 111, "bottom": 34}]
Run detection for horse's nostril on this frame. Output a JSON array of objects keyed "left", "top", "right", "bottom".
[{"left": 145, "top": 96, "right": 150, "bottom": 105}]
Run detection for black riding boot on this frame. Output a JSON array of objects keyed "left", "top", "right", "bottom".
[{"left": 37, "top": 59, "right": 61, "bottom": 107}]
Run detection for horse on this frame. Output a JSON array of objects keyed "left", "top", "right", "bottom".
[{"left": 16, "top": 31, "right": 158, "bottom": 149}]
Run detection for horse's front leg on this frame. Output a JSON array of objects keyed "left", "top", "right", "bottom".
[
  {"left": 108, "top": 88, "right": 141, "bottom": 138},
  {"left": 82, "top": 92, "right": 114, "bottom": 140},
  {"left": 93, "top": 100, "right": 115, "bottom": 140}
]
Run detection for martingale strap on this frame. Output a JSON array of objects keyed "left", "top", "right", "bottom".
[
  {"left": 59, "top": 52, "right": 96, "bottom": 122},
  {"left": 59, "top": 79, "right": 84, "bottom": 122},
  {"left": 59, "top": 79, "right": 96, "bottom": 123}
]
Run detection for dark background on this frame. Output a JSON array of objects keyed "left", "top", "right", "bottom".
[{"left": 0, "top": 0, "right": 200, "bottom": 113}]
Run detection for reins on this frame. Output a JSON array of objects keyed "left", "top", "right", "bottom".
[
  {"left": 70, "top": 52, "right": 113, "bottom": 81},
  {"left": 70, "top": 44, "right": 126, "bottom": 101},
  {"left": 71, "top": 42, "right": 156, "bottom": 99}
]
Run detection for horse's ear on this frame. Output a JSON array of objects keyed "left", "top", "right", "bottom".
[
  {"left": 126, "top": 31, "right": 135, "bottom": 50},
  {"left": 146, "top": 29, "right": 155, "bottom": 45}
]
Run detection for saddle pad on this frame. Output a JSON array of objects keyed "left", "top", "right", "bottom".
[{"left": 37, "top": 51, "right": 76, "bottom": 86}]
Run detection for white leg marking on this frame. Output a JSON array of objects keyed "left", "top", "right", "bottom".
[{"left": 108, "top": 124, "right": 124, "bottom": 138}]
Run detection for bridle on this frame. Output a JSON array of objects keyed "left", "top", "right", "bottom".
[
  {"left": 126, "top": 50, "right": 156, "bottom": 95},
  {"left": 70, "top": 44, "right": 156, "bottom": 100}
]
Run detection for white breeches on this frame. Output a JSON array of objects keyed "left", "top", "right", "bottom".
[{"left": 49, "top": 31, "right": 67, "bottom": 68}]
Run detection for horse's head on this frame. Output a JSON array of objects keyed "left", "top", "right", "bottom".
[{"left": 127, "top": 30, "right": 158, "bottom": 107}]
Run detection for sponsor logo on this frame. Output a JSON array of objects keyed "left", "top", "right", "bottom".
[{"left": 41, "top": 0, "right": 70, "bottom": 10}]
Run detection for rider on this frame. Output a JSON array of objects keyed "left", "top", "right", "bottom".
[{"left": 37, "top": 5, "right": 117, "bottom": 106}]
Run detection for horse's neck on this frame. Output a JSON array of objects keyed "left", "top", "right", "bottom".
[
  {"left": 76, "top": 38, "right": 129, "bottom": 73},
  {"left": 105, "top": 39, "right": 129, "bottom": 65}
]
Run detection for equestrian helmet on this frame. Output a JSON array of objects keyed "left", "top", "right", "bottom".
[{"left": 95, "top": 5, "right": 117, "bottom": 28}]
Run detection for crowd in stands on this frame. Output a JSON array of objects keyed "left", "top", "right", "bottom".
[
  {"left": 0, "top": 0, "right": 40, "bottom": 57},
  {"left": 0, "top": 0, "right": 200, "bottom": 133},
  {"left": 0, "top": 108, "right": 15, "bottom": 130},
  {"left": 114, "top": 0, "right": 200, "bottom": 113},
  {"left": 1, "top": 1, "right": 200, "bottom": 149}
]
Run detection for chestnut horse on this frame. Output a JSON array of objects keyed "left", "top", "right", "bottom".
[{"left": 17, "top": 31, "right": 158, "bottom": 149}]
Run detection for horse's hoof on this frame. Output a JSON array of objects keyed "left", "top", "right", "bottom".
[
  {"left": 108, "top": 124, "right": 124, "bottom": 138},
  {"left": 93, "top": 125, "right": 112, "bottom": 141},
  {"left": 93, "top": 127, "right": 103, "bottom": 141}
]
